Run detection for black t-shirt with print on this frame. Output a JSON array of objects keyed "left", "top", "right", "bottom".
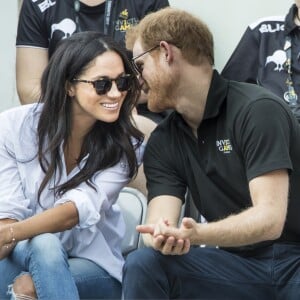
[
  {"left": 17, "top": 0, "right": 169, "bottom": 57},
  {"left": 16, "top": 0, "right": 170, "bottom": 123}
]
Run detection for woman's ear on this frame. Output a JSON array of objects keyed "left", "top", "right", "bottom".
[{"left": 66, "top": 82, "right": 75, "bottom": 97}]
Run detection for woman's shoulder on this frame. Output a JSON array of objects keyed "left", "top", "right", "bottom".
[
  {"left": 0, "top": 104, "right": 42, "bottom": 137},
  {"left": 0, "top": 103, "right": 41, "bottom": 123}
]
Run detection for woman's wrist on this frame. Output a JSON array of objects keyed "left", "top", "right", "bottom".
[
  {"left": 4, "top": 226, "right": 16, "bottom": 248},
  {"left": 0, "top": 225, "right": 16, "bottom": 249}
]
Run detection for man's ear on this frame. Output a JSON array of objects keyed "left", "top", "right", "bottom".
[{"left": 159, "top": 41, "right": 174, "bottom": 63}]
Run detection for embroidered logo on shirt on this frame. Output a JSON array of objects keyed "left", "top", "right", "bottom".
[
  {"left": 115, "top": 9, "right": 139, "bottom": 32},
  {"left": 119, "top": 9, "right": 129, "bottom": 20},
  {"left": 36, "top": 0, "right": 56, "bottom": 13},
  {"left": 259, "top": 23, "right": 284, "bottom": 34},
  {"left": 216, "top": 139, "right": 232, "bottom": 154},
  {"left": 265, "top": 49, "right": 287, "bottom": 71},
  {"left": 50, "top": 18, "right": 76, "bottom": 39}
]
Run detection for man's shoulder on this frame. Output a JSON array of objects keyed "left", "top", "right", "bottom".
[
  {"left": 225, "top": 81, "right": 287, "bottom": 114},
  {"left": 146, "top": 111, "right": 179, "bottom": 144},
  {"left": 21, "top": 0, "right": 69, "bottom": 14},
  {"left": 248, "top": 15, "right": 285, "bottom": 31},
  {"left": 152, "top": 111, "right": 178, "bottom": 132}
]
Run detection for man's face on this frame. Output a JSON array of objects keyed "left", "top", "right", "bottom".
[{"left": 132, "top": 39, "right": 177, "bottom": 112}]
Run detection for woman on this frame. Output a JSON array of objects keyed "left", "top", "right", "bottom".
[{"left": 0, "top": 31, "right": 144, "bottom": 299}]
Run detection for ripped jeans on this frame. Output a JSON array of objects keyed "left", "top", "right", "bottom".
[{"left": 0, "top": 233, "right": 121, "bottom": 300}]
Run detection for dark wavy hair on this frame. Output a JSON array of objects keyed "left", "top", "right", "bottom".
[{"left": 37, "top": 31, "right": 143, "bottom": 201}]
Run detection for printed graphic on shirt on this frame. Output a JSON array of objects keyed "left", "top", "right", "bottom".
[
  {"left": 35, "top": 0, "right": 56, "bottom": 13},
  {"left": 265, "top": 50, "right": 287, "bottom": 71},
  {"left": 216, "top": 139, "right": 232, "bottom": 154},
  {"left": 51, "top": 18, "right": 76, "bottom": 39},
  {"left": 114, "top": 9, "right": 139, "bottom": 32},
  {"left": 258, "top": 23, "right": 284, "bottom": 34}
]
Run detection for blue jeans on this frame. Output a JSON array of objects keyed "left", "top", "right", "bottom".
[
  {"left": 0, "top": 233, "right": 121, "bottom": 300},
  {"left": 123, "top": 244, "right": 300, "bottom": 299}
]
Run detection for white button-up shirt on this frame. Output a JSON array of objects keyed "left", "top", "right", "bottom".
[{"left": 0, "top": 104, "right": 144, "bottom": 282}]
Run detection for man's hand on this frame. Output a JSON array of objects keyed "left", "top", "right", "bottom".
[
  {"left": 159, "top": 217, "right": 199, "bottom": 243},
  {"left": 137, "top": 218, "right": 191, "bottom": 255}
]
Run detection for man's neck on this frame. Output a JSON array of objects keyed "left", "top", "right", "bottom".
[
  {"left": 79, "top": 0, "right": 106, "bottom": 6},
  {"left": 176, "top": 65, "right": 213, "bottom": 134},
  {"left": 294, "top": 7, "right": 300, "bottom": 26}
]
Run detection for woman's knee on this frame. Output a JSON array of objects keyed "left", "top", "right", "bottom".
[
  {"left": 0, "top": 258, "right": 23, "bottom": 299},
  {"left": 12, "top": 273, "right": 37, "bottom": 299},
  {"left": 28, "top": 233, "right": 68, "bottom": 266}
]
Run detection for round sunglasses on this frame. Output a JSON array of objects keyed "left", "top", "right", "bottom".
[{"left": 72, "top": 74, "right": 132, "bottom": 95}]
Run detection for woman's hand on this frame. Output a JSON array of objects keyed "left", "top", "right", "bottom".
[{"left": 0, "top": 220, "right": 17, "bottom": 260}]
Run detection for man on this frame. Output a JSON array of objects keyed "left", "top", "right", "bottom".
[
  {"left": 222, "top": 1, "right": 300, "bottom": 122},
  {"left": 123, "top": 7, "right": 300, "bottom": 299}
]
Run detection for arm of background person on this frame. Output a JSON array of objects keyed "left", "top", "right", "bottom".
[
  {"left": 127, "top": 114, "right": 157, "bottom": 196},
  {"left": 16, "top": 47, "right": 48, "bottom": 104}
]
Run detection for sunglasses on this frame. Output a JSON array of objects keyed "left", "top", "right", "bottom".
[
  {"left": 131, "top": 45, "right": 160, "bottom": 75},
  {"left": 72, "top": 74, "right": 132, "bottom": 95}
]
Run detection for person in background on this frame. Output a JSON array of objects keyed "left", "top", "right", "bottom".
[
  {"left": 222, "top": 1, "right": 300, "bottom": 122},
  {"left": 16, "top": 0, "right": 170, "bottom": 123},
  {"left": 0, "top": 31, "right": 144, "bottom": 300},
  {"left": 122, "top": 7, "right": 300, "bottom": 299}
]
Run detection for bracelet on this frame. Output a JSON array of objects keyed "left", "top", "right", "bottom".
[
  {"left": 4, "top": 226, "right": 16, "bottom": 249},
  {"left": 10, "top": 227, "right": 16, "bottom": 244}
]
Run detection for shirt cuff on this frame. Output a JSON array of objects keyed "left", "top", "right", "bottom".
[{"left": 55, "top": 188, "right": 100, "bottom": 229}]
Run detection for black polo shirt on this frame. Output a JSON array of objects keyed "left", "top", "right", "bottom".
[{"left": 144, "top": 70, "right": 300, "bottom": 249}]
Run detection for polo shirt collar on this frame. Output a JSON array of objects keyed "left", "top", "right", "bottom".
[
  {"left": 202, "top": 69, "right": 228, "bottom": 121},
  {"left": 285, "top": 4, "right": 298, "bottom": 36},
  {"left": 173, "top": 70, "right": 228, "bottom": 134}
]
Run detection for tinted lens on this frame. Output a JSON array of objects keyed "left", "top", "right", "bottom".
[
  {"left": 116, "top": 75, "right": 131, "bottom": 91},
  {"left": 94, "top": 79, "right": 112, "bottom": 95}
]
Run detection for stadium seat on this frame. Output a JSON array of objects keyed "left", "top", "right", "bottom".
[{"left": 117, "top": 187, "right": 147, "bottom": 256}]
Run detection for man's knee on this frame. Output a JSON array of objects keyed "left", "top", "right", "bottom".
[
  {"left": 12, "top": 273, "right": 37, "bottom": 299},
  {"left": 124, "top": 247, "right": 161, "bottom": 274}
]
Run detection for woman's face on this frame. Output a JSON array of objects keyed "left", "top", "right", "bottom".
[
  {"left": 70, "top": 51, "right": 129, "bottom": 127},
  {"left": 295, "top": 0, "right": 300, "bottom": 9}
]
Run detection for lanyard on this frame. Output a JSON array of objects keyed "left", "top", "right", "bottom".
[
  {"left": 74, "top": 0, "right": 113, "bottom": 35},
  {"left": 283, "top": 35, "right": 298, "bottom": 106},
  {"left": 104, "top": 0, "right": 113, "bottom": 35}
]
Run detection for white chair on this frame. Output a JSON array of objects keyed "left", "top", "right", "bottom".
[{"left": 117, "top": 187, "right": 147, "bottom": 256}]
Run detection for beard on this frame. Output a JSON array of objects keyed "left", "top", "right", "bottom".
[{"left": 145, "top": 69, "right": 178, "bottom": 113}]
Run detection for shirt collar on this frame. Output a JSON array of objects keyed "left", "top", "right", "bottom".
[
  {"left": 202, "top": 70, "right": 228, "bottom": 120},
  {"left": 173, "top": 70, "right": 228, "bottom": 133},
  {"left": 285, "top": 4, "right": 298, "bottom": 35}
]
